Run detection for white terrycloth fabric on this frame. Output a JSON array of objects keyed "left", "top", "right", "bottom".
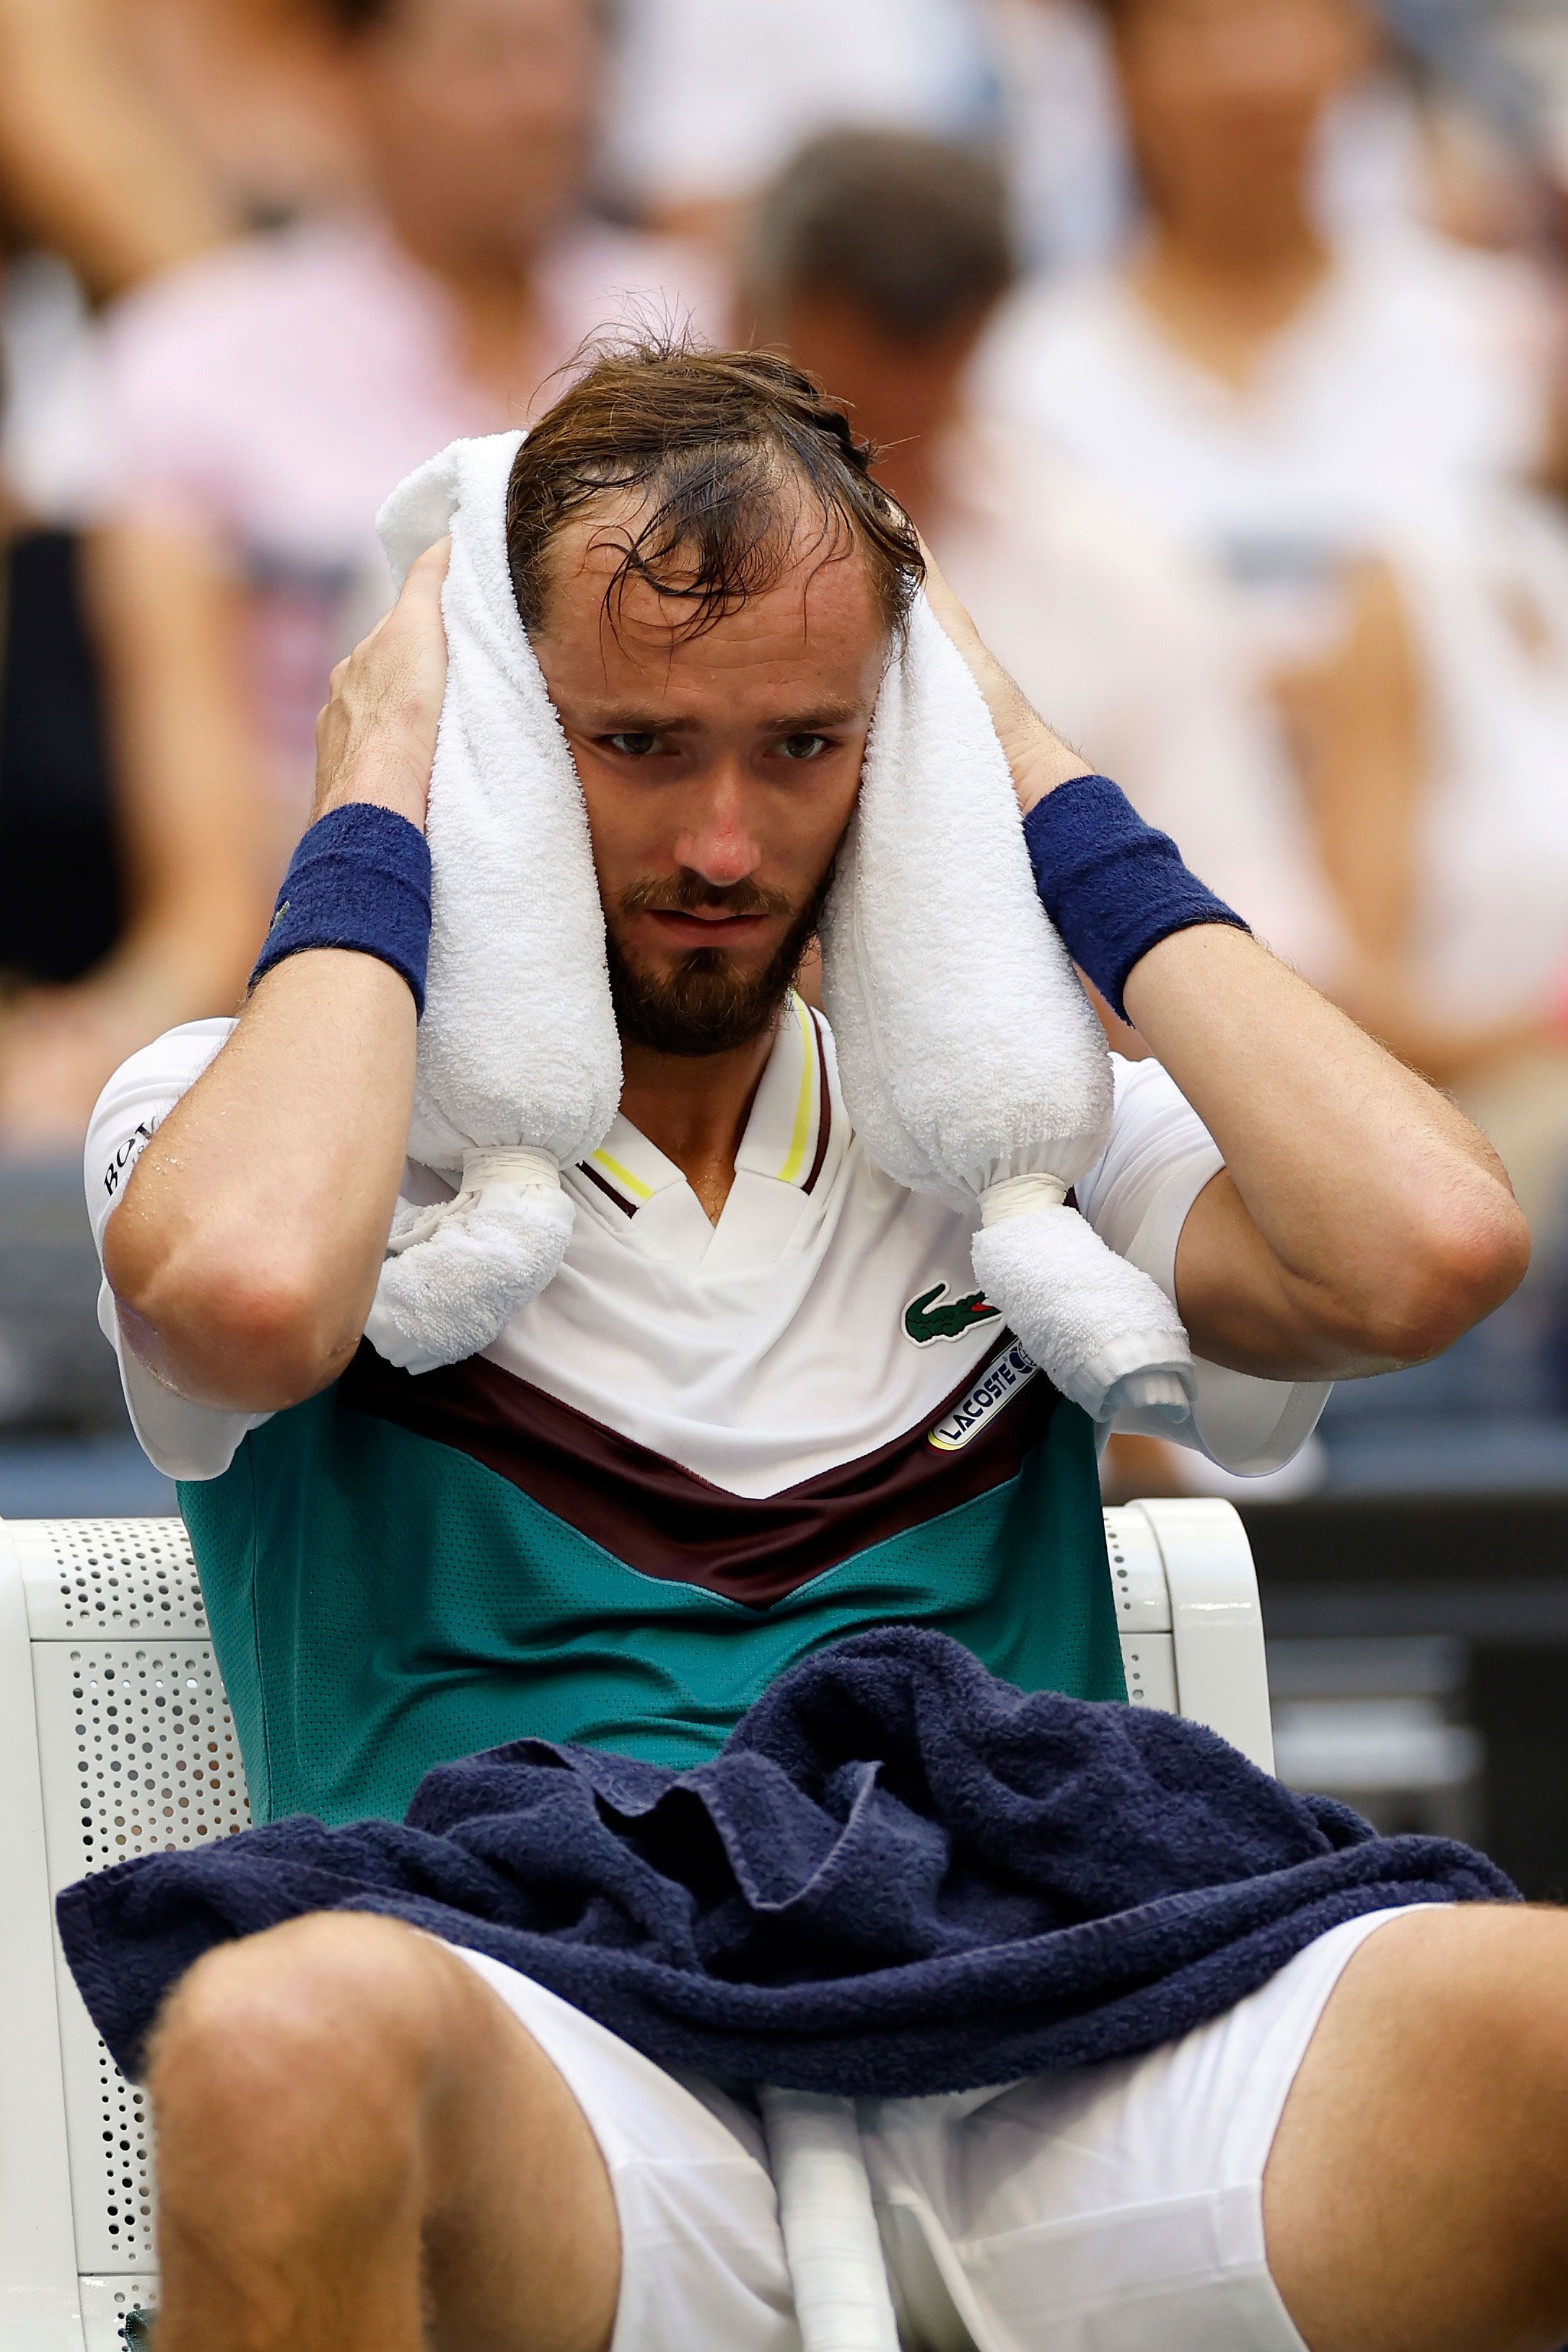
[
  {"left": 364, "top": 431, "right": 622, "bottom": 1374},
  {"left": 818, "top": 595, "right": 1193, "bottom": 1423},
  {"left": 362, "top": 430, "right": 1192, "bottom": 1421}
]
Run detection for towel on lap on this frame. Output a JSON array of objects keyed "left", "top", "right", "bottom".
[{"left": 58, "top": 1628, "right": 1513, "bottom": 2092}]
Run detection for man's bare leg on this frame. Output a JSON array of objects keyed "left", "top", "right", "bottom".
[
  {"left": 1265, "top": 1905, "right": 1568, "bottom": 2352},
  {"left": 146, "top": 1912, "right": 620, "bottom": 2352}
]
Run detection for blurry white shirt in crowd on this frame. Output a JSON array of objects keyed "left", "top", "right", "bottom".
[
  {"left": 976, "top": 241, "right": 1568, "bottom": 1026},
  {"left": 603, "top": 0, "right": 997, "bottom": 217},
  {"left": 975, "top": 229, "right": 1554, "bottom": 669},
  {"left": 1394, "top": 492, "right": 1568, "bottom": 1022},
  {"left": 87, "top": 212, "right": 722, "bottom": 880},
  {"left": 930, "top": 414, "right": 1346, "bottom": 987}
]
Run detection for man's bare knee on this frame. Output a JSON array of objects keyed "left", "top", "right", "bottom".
[
  {"left": 151, "top": 1912, "right": 453, "bottom": 2082},
  {"left": 146, "top": 1915, "right": 618, "bottom": 2351},
  {"left": 149, "top": 1915, "right": 457, "bottom": 2217}
]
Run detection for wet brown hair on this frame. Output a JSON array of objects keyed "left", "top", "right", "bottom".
[{"left": 504, "top": 334, "right": 924, "bottom": 644}]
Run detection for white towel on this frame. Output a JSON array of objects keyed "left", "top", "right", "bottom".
[
  {"left": 363, "top": 432, "right": 622, "bottom": 1375},
  {"left": 819, "top": 597, "right": 1193, "bottom": 1425},
  {"left": 363, "top": 431, "right": 1193, "bottom": 1424}
]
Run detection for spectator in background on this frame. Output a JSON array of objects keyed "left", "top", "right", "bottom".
[
  {"left": 979, "top": 0, "right": 1555, "bottom": 606},
  {"left": 988, "top": 0, "right": 1555, "bottom": 276},
  {"left": 0, "top": 0, "right": 239, "bottom": 520},
  {"left": 0, "top": 0, "right": 259, "bottom": 1153},
  {"left": 0, "top": 448, "right": 258, "bottom": 1154},
  {"left": 978, "top": 0, "right": 1568, "bottom": 1217},
  {"left": 603, "top": 0, "right": 996, "bottom": 257},
  {"left": 88, "top": 0, "right": 720, "bottom": 891},
  {"left": 748, "top": 128, "right": 1346, "bottom": 986}
]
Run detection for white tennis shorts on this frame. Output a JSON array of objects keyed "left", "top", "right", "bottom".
[{"left": 450, "top": 1905, "right": 1427, "bottom": 2352}]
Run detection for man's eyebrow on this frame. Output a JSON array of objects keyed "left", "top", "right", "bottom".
[
  {"left": 582, "top": 710, "right": 698, "bottom": 734},
  {"left": 759, "top": 700, "right": 869, "bottom": 731},
  {"left": 578, "top": 701, "right": 870, "bottom": 734}
]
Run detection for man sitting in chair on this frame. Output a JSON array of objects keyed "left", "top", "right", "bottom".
[{"left": 87, "top": 344, "right": 1567, "bottom": 2352}]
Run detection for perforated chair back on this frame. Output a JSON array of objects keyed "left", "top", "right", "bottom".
[{"left": 0, "top": 1500, "right": 1268, "bottom": 2351}]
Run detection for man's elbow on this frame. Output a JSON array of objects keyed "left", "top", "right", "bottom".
[
  {"left": 1352, "top": 1184, "right": 1532, "bottom": 1366},
  {"left": 105, "top": 1221, "right": 356, "bottom": 1411}
]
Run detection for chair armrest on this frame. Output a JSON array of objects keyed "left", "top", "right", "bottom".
[{"left": 1126, "top": 1498, "right": 1274, "bottom": 1773}]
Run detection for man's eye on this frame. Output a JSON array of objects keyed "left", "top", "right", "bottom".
[
  {"left": 608, "top": 731, "right": 661, "bottom": 757},
  {"left": 778, "top": 733, "right": 828, "bottom": 761}
]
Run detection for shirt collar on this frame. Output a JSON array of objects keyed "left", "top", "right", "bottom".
[
  {"left": 734, "top": 993, "right": 838, "bottom": 1194},
  {"left": 575, "top": 1122, "right": 684, "bottom": 1220},
  {"left": 570, "top": 994, "right": 844, "bottom": 1220}
]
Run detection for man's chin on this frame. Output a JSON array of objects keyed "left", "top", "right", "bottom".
[{"left": 606, "top": 943, "right": 795, "bottom": 1058}]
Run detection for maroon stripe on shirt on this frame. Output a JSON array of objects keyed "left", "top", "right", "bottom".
[
  {"left": 577, "top": 1160, "right": 637, "bottom": 1217},
  {"left": 802, "top": 1005, "right": 833, "bottom": 1197},
  {"left": 338, "top": 1338, "right": 1059, "bottom": 1608}
]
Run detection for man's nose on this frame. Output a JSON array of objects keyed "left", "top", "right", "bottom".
[{"left": 673, "top": 768, "right": 761, "bottom": 889}]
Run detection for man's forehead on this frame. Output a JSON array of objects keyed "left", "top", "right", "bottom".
[
  {"left": 548, "top": 512, "right": 883, "bottom": 616},
  {"left": 533, "top": 518, "right": 891, "bottom": 708}
]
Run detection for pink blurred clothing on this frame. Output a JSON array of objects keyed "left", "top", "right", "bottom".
[{"left": 92, "top": 212, "right": 722, "bottom": 878}]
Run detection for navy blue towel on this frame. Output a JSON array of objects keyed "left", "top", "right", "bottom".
[{"left": 58, "top": 1628, "right": 1514, "bottom": 2093}]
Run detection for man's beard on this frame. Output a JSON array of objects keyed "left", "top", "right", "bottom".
[{"left": 605, "top": 868, "right": 833, "bottom": 1057}]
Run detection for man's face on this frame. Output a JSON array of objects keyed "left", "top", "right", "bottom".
[
  {"left": 530, "top": 511, "right": 889, "bottom": 1055},
  {"left": 356, "top": 0, "right": 597, "bottom": 265}
]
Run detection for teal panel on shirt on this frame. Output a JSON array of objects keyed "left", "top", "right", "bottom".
[{"left": 180, "top": 1390, "right": 1122, "bottom": 1827}]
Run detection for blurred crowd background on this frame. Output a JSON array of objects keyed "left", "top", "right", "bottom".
[{"left": 1, "top": 0, "right": 1567, "bottom": 1866}]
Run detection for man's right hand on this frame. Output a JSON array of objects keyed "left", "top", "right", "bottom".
[{"left": 311, "top": 537, "right": 450, "bottom": 829}]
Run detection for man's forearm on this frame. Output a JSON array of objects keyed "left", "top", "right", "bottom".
[
  {"left": 923, "top": 552, "right": 1530, "bottom": 1376},
  {"left": 1124, "top": 924, "right": 1530, "bottom": 1373},
  {"left": 105, "top": 951, "right": 417, "bottom": 1409}
]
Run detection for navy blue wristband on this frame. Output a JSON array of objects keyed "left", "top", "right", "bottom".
[
  {"left": 1022, "top": 774, "right": 1250, "bottom": 1022},
  {"left": 250, "top": 801, "right": 433, "bottom": 1016}
]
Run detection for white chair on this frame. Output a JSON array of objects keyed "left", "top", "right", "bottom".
[{"left": 0, "top": 1501, "right": 1271, "bottom": 2352}]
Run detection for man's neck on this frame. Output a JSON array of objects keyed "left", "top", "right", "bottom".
[{"left": 618, "top": 1028, "right": 778, "bottom": 1224}]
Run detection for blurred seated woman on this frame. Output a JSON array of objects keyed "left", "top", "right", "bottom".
[
  {"left": 978, "top": 0, "right": 1568, "bottom": 1236},
  {"left": 981, "top": 0, "right": 1557, "bottom": 577}
]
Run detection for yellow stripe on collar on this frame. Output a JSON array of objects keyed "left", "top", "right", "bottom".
[
  {"left": 590, "top": 1146, "right": 655, "bottom": 1203},
  {"left": 776, "top": 993, "right": 818, "bottom": 1186}
]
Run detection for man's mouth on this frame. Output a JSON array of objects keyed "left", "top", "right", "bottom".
[{"left": 641, "top": 906, "right": 774, "bottom": 950}]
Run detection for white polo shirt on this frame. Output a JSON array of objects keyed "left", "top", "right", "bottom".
[{"left": 87, "top": 1000, "right": 1328, "bottom": 1492}]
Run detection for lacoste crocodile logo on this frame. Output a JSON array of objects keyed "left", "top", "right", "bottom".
[{"left": 903, "top": 1282, "right": 1002, "bottom": 1346}]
